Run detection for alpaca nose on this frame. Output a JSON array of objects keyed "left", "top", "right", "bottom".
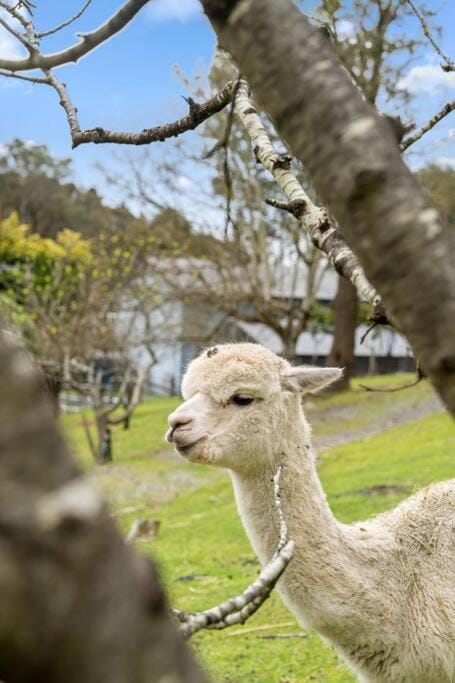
[{"left": 167, "top": 411, "right": 193, "bottom": 442}]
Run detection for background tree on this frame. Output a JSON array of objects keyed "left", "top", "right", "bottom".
[
  {"left": 0, "top": 138, "right": 136, "bottom": 238},
  {"left": 0, "top": 211, "right": 162, "bottom": 460},
  {"left": 417, "top": 164, "right": 455, "bottom": 229}
]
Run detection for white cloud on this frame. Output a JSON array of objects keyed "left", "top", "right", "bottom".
[
  {"left": 146, "top": 0, "right": 201, "bottom": 23},
  {"left": 0, "top": 28, "right": 25, "bottom": 60},
  {"left": 176, "top": 175, "right": 192, "bottom": 189},
  {"left": 337, "top": 19, "right": 355, "bottom": 40},
  {"left": 0, "top": 9, "right": 27, "bottom": 60},
  {"left": 435, "top": 156, "right": 455, "bottom": 169},
  {"left": 397, "top": 64, "right": 455, "bottom": 94}
]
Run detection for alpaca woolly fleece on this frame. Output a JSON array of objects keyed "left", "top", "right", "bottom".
[{"left": 167, "top": 343, "right": 455, "bottom": 683}]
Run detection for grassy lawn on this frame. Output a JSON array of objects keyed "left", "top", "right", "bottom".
[{"left": 61, "top": 377, "right": 454, "bottom": 683}]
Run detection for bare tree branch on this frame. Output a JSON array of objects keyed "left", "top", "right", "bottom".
[
  {"left": 37, "top": 0, "right": 94, "bottom": 38},
  {"left": 172, "top": 463, "right": 295, "bottom": 639},
  {"left": 0, "top": 13, "right": 32, "bottom": 51},
  {"left": 0, "top": 0, "right": 150, "bottom": 72},
  {"left": 0, "top": 0, "right": 37, "bottom": 47},
  {"left": 359, "top": 364, "right": 424, "bottom": 393},
  {"left": 44, "top": 68, "right": 81, "bottom": 139},
  {"left": 71, "top": 80, "right": 236, "bottom": 148},
  {"left": 234, "top": 79, "right": 387, "bottom": 323},
  {"left": 0, "top": 68, "right": 46, "bottom": 82},
  {"left": 40, "top": 65, "right": 235, "bottom": 148},
  {"left": 401, "top": 100, "right": 455, "bottom": 151},
  {"left": 107, "top": 362, "right": 152, "bottom": 426},
  {"left": 405, "top": 0, "right": 454, "bottom": 72}
]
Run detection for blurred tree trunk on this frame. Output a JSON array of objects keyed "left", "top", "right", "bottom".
[
  {"left": 0, "top": 328, "right": 208, "bottom": 683},
  {"left": 43, "top": 371, "right": 62, "bottom": 418},
  {"left": 327, "top": 276, "right": 358, "bottom": 390}
]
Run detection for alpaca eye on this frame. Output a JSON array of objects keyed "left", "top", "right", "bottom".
[{"left": 231, "top": 394, "right": 255, "bottom": 407}]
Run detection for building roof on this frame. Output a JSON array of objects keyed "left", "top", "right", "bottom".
[{"left": 236, "top": 321, "right": 412, "bottom": 358}]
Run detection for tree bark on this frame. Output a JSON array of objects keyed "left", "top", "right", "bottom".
[
  {"left": 0, "top": 329, "right": 208, "bottom": 683},
  {"left": 200, "top": 0, "right": 455, "bottom": 416},
  {"left": 42, "top": 370, "right": 62, "bottom": 418},
  {"left": 327, "top": 277, "right": 358, "bottom": 390},
  {"left": 96, "top": 413, "right": 113, "bottom": 464}
]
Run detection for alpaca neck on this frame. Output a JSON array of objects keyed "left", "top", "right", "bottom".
[{"left": 230, "top": 421, "right": 359, "bottom": 630}]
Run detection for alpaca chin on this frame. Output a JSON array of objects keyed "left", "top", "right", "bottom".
[{"left": 177, "top": 439, "right": 212, "bottom": 465}]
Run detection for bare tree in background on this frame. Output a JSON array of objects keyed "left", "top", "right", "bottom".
[{"left": 1, "top": 223, "right": 163, "bottom": 458}]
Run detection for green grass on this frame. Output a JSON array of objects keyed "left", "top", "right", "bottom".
[
  {"left": 62, "top": 395, "right": 181, "bottom": 467},
  {"left": 61, "top": 378, "right": 454, "bottom": 683},
  {"left": 305, "top": 373, "right": 435, "bottom": 438},
  {"left": 147, "top": 411, "right": 454, "bottom": 682}
]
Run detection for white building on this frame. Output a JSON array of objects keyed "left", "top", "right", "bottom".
[{"left": 145, "top": 267, "right": 413, "bottom": 395}]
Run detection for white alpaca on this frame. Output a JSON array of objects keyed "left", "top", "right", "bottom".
[{"left": 166, "top": 343, "right": 455, "bottom": 683}]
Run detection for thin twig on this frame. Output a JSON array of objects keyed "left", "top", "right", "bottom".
[
  {"left": 359, "top": 365, "right": 424, "bottom": 393},
  {"left": 360, "top": 321, "right": 378, "bottom": 345},
  {"left": 172, "top": 463, "right": 295, "bottom": 639},
  {"left": 401, "top": 100, "right": 455, "bottom": 151},
  {"left": 272, "top": 464, "right": 287, "bottom": 558},
  {"left": 37, "top": 0, "right": 94, "bottom": 38},
  {"left": 226, "top": 621, "right": 295, "bottom": 636},
  {"left": 49, "top": 77, "right": 235, "bottom": 148},
  {"left": 0, "top": 0, "right": 150, "bottom": 72},
  {"left": 0, "top": 0, "right": 29, "bottom": 28},
  {"left": 257, "top": 632, "right": 307, "bottom": 639},
  {"left": 221, "top": 81, "right": 240, "bottom": 236},
  {"left": 265, "top": 197, "right": 308, "bottom": 218},
  {"left": 0, "top": 68, "right": 47, "bottom": 83},
  {"left": 405, "top": 0, "right": 454, "bottom": 72}
]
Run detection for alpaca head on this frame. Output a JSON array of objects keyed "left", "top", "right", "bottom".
[{"left": 166, "top": 343, "right": 341, "bottom": 472}]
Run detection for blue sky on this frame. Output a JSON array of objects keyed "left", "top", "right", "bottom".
[{"left": 1, "top": 0, "right": 455, "bottom": 207}]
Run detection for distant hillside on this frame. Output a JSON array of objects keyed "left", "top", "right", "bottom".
[{"left": 0, "top": 139, "right": 136, "bottom": 239}]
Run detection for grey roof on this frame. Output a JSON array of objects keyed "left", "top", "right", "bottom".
[{"left": 236, "top": 321, "right": 412, "bottom": 358}]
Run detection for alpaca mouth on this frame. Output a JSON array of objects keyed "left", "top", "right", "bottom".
[{"left": 175, "top": 437, "right": 205, "bottom": 458}]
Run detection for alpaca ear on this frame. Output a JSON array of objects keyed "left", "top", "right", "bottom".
[{"left": 280, "top": 366, "right": 343, "bottom": 393}]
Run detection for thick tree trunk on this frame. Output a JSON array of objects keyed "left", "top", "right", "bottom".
[
  {"left": 200, "top": 0, "right": 455, "bottom": 416},
  {"left": 0, "top": 329, "right": 207, "bottom": 683},
  {"left": 327, "top": 276, "right": 358, "bottom": 390}
]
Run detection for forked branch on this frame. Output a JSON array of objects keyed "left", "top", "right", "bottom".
[
  {"left": 405, "top": 0, "right": 454, "bottom": 72},
  {"left": 0, "top": 0, "right": 150, "bottom": 72},
  {"left": 234, "top": 79, "right": 388, "bottom": 323},
  {"left": 172, "top": 464, "right": 295, "bottom": 639},
  {"left": 37, "top": 0, "right": 94, "bottom": 38}
]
